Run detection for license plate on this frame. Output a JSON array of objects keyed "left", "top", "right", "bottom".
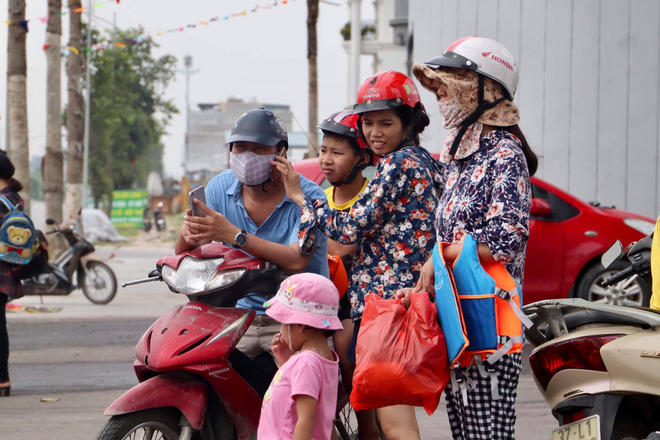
[{"left": 552, "top": 414, "right": 601, "bottom": 440}]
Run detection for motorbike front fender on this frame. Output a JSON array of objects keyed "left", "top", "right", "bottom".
[
  {"left": 104, "top": 373, "right": 208, "bottom": 430},
  {"left": 81, "top": 253, "right": 106, "bottom": 264}
]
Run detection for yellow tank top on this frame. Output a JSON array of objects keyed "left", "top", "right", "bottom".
[
  {"left": 324, "top": 179, "right": 369, "bottom": 213},
  {"left": 650, "top": 216, "right": 660, "bottom": 311}
]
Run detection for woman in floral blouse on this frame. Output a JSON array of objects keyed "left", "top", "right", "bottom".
[
  {"left": 273, "top": 70, "right": 444, "bottom": 440},
  {"left": 409, "top": 37, "right": 538, "bottom": 440}
]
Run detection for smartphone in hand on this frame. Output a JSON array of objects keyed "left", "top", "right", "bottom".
[{"left": 189, "top": 186, "right": 206, "bottom": 217}]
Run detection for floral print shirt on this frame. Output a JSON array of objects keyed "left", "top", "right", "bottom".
[
  {"left": 299, "top": 145, "right": 444, "bottom": 319},
  {"left": 436, "top": 131, "right": 531, "bottom": 286}
]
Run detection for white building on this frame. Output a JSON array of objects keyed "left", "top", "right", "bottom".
[{"left": 407, "top": 0, "right": 660, "bottom": 219}]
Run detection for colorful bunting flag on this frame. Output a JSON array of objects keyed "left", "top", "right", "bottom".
[{"left": 14, "top": 0, "right": 297, "bottom": 56}]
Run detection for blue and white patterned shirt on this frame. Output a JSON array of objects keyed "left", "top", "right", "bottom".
[
  {"left": 298, "top": 145, "right": 445, "bottom": 319},
  {"left": 436, "top": 131, "right": 532, "bottom": 286}
]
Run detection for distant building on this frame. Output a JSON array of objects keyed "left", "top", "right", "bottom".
[
  {"left": 183, "top": 98, "right": 308, "bottom": 184},
  {"left": 342, "top": 0, "right": 409, "bottom": 104}
]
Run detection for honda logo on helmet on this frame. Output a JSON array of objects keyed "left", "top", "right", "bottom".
[{"left": 483, "top": 52, "right": 514, "bottom": 71}]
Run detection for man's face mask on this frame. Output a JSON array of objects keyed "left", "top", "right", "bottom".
[{"left": 229, "top": 151, "right": 276, "bottom": 186}]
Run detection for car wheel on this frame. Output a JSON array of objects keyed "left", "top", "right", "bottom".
[{"left": 576, "top": 260, "right": 652, "bottom": 307}]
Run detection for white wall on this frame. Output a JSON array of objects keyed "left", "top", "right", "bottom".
[{"left": 409, "top": 0, "right": 660, "bottom": 219}]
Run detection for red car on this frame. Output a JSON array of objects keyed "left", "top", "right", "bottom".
[{"left": 293, "top": 158, "right": 656, "bottom": 306}]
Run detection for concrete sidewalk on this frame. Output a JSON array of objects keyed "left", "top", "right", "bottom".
[{"left": 6, "top": 240, "right": 187, "bottom": 323}]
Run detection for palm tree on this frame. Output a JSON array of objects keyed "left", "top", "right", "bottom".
[
  {"left": 307, "top": 0, "right": 319, "bottom": 158},
  {"left": 7, "top": 0, "right": 30, "bottom": 211},
  {"left": 44, "top": 0, "right": 64, "bottom": 224},
  {"left": 65, "top": 0, "right": 84, "bottom": 221}
]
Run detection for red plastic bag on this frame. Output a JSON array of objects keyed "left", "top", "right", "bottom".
[{"left": 350, "top": 292, "right": 450, "bottom": 415}]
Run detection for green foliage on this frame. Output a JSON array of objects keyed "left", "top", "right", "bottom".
[
  {"left": 87, "top": 27, "right": 178, "bottom": 205},
  {"left": 340, "top": 22, "right": 377, "bottom": 41}
]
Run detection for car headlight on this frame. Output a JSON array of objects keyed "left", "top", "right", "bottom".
[
  {"left": 161, "top": 257, "right": 224, "bottom": 294},
  {"left": 624, "top": 218, "right": 655, "bottom": 236}
]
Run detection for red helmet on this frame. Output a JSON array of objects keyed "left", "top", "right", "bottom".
[
  {"left": 316, "top": 110, "right": 368, "bottom": 150},
  {"left": 353, "top": 70, "right": 421, "bottom": 114}
]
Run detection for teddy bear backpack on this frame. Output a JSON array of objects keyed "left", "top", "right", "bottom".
[{"left": 0, "top": 196, "right": 38, "bottom": 265}]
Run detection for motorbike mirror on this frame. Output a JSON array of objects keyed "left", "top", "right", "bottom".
[
  {"left": 601, "top": 240, "right": 623, "bottom": 269},
  {"left": 45, "top": 218, "right": 56, "bottom": 225},
  {"left": 530, "top": 198, "right": 552, "bottom": 217}
]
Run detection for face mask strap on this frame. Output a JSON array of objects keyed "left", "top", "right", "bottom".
[{"left": 448, "top": 75, "right": 506, "bottom": 157}]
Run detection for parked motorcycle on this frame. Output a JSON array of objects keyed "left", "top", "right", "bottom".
[
  {"left": 523, "top": 233, "right": 660, "bottom": 440},
  {"left": 154, "top": 202, "right": 166, "bottom": 232},
  {"left": 94, "top": 242, "right": 357, "bottom": 440},
  {"left": 143, "top": 207, "right": 153, "bottom": 232},
  {"left": 23, "top": 218, "right": 118, "bottom": 305}
]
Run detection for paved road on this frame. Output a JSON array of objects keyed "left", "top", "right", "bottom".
[{"left": 0, "top": 244, "right": 559, "bottom": 440}]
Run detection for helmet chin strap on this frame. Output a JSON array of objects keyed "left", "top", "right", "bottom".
[
  {"left": 331, "top": 160, "right": 369, "bottom": 186},
  {"left": 448, "top": 75, "right": 507, "bottom": 157}
]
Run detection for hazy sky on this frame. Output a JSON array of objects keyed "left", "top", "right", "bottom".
[{"left": 1, "top": 0, "right": 375, "bottom": 179}]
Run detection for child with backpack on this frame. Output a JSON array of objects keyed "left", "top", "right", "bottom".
[
  {"left": 0, "top": 151, "right": 26, "bottom": 397},
  {"left": 258, "top": 273, "right": 341, "bottom": 440}
]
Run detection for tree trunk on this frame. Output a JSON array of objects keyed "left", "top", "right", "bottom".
[
  {"left": 7, "top": 0, "right": 30, "bottom": 212},
  {"left": 64, "top": 0, "right": 84, "bottom": 222},
  {"left": 44, "top": 0, "right": 64, "bottom": 226},
  {"left": 306, "top": 0, "right": 319, "bottom": 158}
]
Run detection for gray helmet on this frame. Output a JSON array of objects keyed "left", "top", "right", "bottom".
[{"left": 226, "top": 108, "right": 288, "bottom": 149}]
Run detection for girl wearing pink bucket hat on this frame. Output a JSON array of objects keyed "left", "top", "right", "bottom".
[{"left": 257, "top": 273, "right": 341, "bottom": 440}]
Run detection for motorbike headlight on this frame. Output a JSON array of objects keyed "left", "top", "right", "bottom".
[
  {"left": 161, "top": 264, "right": 178, "bottom": 287},
  {"left": 205, "top": 269, "right": 246, "bottom": 291},
  {"left": 163, "top": 257, "right": 225, "bottom": 294},
  {"left": 624, "top": 218, "right": 656, "bottom": 236}
]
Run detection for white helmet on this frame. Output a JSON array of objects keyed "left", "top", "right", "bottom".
[{"left": 423, "top": 36, "right": 518, "bottom": 98}]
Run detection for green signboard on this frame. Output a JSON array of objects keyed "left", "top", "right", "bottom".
[{"left": 111, "top": 190, "right": 148, "bottom": 227}]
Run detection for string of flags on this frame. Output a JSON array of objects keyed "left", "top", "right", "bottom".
[
  {"left": 5, "top": 0, "right": 293, "bottom": 57},
  {"left": 5, "top": 0, "right": 121, "bottom": 33}
]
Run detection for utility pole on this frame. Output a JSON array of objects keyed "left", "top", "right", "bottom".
[{"left": 349, "top": 0, "right": 362, "bottom": 104}]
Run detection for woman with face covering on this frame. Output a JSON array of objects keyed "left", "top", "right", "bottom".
[
  {"left": 408, "top": 37, "right": 537, "bottom": 440},
  {"left": 0, "top": 151, "right": 25, "bottom": 397}
]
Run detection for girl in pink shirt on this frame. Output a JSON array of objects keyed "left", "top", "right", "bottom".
[{"left": 258, "top": 273, "right": 342, "bottom": 440}]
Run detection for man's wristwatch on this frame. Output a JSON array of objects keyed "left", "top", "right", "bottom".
[{"left": 232, "top": 229, "right": 248, "bottom": 249}]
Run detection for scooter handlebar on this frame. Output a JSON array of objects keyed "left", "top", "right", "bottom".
[
  {"left": 122, "top": 275, "right": 162, "bottom": 288},
  {"left": 601, "top": 265, "right": 635, "bottom": 287}
]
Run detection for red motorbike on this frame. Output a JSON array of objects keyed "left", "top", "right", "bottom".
[{"left": 94, "top": 243, "right": 356, "bottom": 440}]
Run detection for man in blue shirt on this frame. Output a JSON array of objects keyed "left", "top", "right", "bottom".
[{"left": 176, "top": 108, "right": 328, "bottom": 359}]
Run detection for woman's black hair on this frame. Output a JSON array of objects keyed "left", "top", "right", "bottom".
[
  {"left": 393, "top": 103, "right": 431, "bottom": 145},
  {"left": 7, "top": 178, "right": 23, "bottom": 193},
  {"left": 0, "top": 151, "right": 23, "bottom": 192},
  {"left": 501, "top": 125, "right": 538, "bottom": 176}
]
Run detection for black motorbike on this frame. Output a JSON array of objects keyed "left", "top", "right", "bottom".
[
  {"left": 22, "top": 218, "right": 118, "bottom": 305},
  {"left": 142, "top": 207, "right": 153, "bottom": 232},
  {"left": 154, "top": 206, "right": 166, "bottom": 232}
]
